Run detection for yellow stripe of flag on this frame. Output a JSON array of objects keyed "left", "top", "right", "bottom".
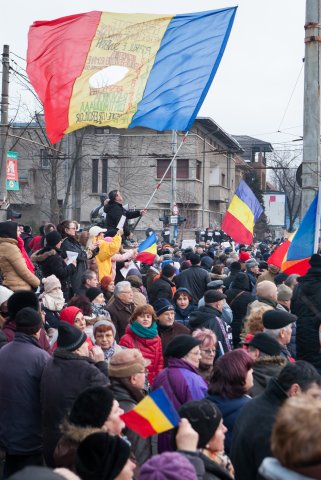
[
  {"left": 134, "top": 395, "right": 173, "bottom": 432},
  {"left": 228, "top": 195, "right": 255, "bottom": 233}
]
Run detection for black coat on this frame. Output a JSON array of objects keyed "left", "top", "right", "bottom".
[
  {"left": 226, "top": 273, "right": 253, "bottom": 348},
  {"left": 32, "top": 247, "right": 75, "bottom": 300},
  {"left": 291, "top": 266, "right": 321, "bottom": 369},
  {"left": 175, "top": 266, "right": 211, "bottom": 304},
  {"left": 230, "top": 379, "right": 288, "bottom": 480},
  {"left": 0, "top": 333, "right": 50, "bottom": 455},
  {"left": 40, "top": 349, "right": 109, "bottom": 467},
  {"left": 104, "top": 201, "right": 141, "bottom": 237},
  {"left": 188, "top": 305, "right": 232, "bottom": 354},
  {"left": 60, "top": 236, "right": 88, "bottom": 295},
  {"left": 148, "top": 276, "right": 175, "bottom": 305}
]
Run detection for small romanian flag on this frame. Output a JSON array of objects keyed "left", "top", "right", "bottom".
[
  {"left": 120, "top": 387, "right": 180, "bottom": 438},
  {"left": 136, "top": 232, "right": 157, "bottom": 265},
  {"left": 222, "top": 180, "right": 263, "bottom": 244}
]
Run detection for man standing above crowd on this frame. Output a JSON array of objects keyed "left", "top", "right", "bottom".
[
  {"left": 175, "top": 253, "right": 211, "bottom": 305},
  {"left": 104, "top": 190, "right": 146, "bottom": 238}
]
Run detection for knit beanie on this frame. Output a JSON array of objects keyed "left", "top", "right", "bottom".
[
  {"left": 15, "top": 307, "right": 43, "bottom": 335},
  {"left": 57, "top": 322, "right": 86, "bottom": 351},
  {"left": 178, "top": 400, "right": 222, "bottom": 449},
  {"left": 86, "top": 288, "right": 103, "bottom": 303},
  {"left": 42, "top": 275, "right": 61, "bottom": 293},
  {"left": 138, "top": 452, "right": 197, "bottom": 480},
  {"left": 0, "top": 285, "right": 13, "bottom": 306},
  {"left": 164, "top": 335, "right": 202, "bottom": 359},
  {"left": 93, "top": 319, "right": 115, "bottom": 337},
  {"left": 239, "top": 251, "right": 250, "bottom": 262},
  {"left": 7, "top": 290, "right": 39, "bottom": 319},
  {"left": 76, "top": 432, "right": 131, "bottom": 480},
  {"left": 45, "top": 231, "right": 62, "bottom": 248},
  {"left": 69, "top": 386, "right": 114, "bottom": 428},
  {"left": 108, "top": 348, "right": 150, "bottom": 378},
  {"left": 60, "top": 306, "right": 81, "bottom": 325},
  {"left": 153, "top": 298, "right": 174, "bottom": 317}
]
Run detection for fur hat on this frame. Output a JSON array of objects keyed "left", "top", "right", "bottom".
[
  {"left": 164, "top": 335, "right": 202, "bottom": 359},
  {"left": 153, "top": 298, "right": 174, "bottom": 317},
  {"left": 15, "top": 307, "right": 42, "bottom": 335},
  {"left": 86, "top": 288, "right": 103, "bottom": 303},
  {"left": 108, "top": 348, "right": 150, "bottom": 378},
  {"left": 76, "top": 432, "right": 131, "bottom": 480},
  {"left": 245, "top": 258, "right": 259, "bottom": 270},
  {"left": 139, "top": 452, "right": 198, "bottom": 480},
  {"left": 69, "top": 386, "right": 114, "bottom": 428},
  {"left": 60, "top": 306, "right": 81, "bottom": 325},
  {"left": 7, "top": 290, "right": 39, "bottom": 319},
  {"left": 57, "top": 322, "right": 86, "bottom": 351},
  {"left": 244, "top": 332, "right": 282, "bottom": 356},
  {"left": 178, "top": 400, "right": 222, "bottom": 449},
  {"left": 45, "top": 231, "right": 62, "bottom": 248},
  {"left": 0, "top": 285, "right": 13, "bottom": 306},
  {"left": 42, "top": 275, "right": 61, "bottom": 293},
  {"left": 263, "top": 310, "right": 297, "bottom": 330}
]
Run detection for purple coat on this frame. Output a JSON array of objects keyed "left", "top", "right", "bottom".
[{"left": 153, "top": 358, "right": 207, "bottom": 452}]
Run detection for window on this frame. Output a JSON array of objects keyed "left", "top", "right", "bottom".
[
  {"left": 156, "top": 159, "right": 189, "bottom": 179},
  {"left": 94, "top": 127, "right": 110, "bottom": 135},
  {"left": 92, "top": 159, "right": 99, "bottom": 193},
  {"left": 101, "top": 158, "right": 108, "bottom": 193},
  {"left": 221, "top": 173, "right": 226, "bottom": 186},
  {"left": 196, "top": 161, "right": 202, "bottom": 180},
  {"left": 40, "top": 149, "right": 52, "bottom": 169}
]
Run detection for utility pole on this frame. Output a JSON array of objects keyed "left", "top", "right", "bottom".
[
  {"left": 301, "top": 0, "right": 321, "bottom": 217},
  {"left": 0, "top": 45, "right": 9, "bottom": 221},
  {"left": 171, "top": 130, "right": 177, "bottom": 241}
]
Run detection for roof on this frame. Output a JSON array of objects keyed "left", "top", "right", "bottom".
[
  {"left": 196, "top": 117, "right": 244, "bottom": 153},
  {"left": 232, "top": 135, "right": 273, "bottom": 160}
]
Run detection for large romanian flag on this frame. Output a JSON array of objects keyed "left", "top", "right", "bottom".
[
  {"left": 221, "top": 180, "right": 263, "bottom": 244},
  {"left": 121, "top": 388, "right": 180, "bottom": 438},
  {"left": 136, "top": 232, "right": 157, "bottom": 265},
  {"left": 27, "top": 8, "right": 237, "bottom": 144}
]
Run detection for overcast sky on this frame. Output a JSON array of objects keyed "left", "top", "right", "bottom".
[{"left": 1, "top": 0, "right": 306, "bottom": 152}]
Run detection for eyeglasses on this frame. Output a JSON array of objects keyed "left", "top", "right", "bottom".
[
  {"left": 189, "top": 350, "right": 202, "bottom": 357},
  {"left": 201, "top": 348, "right": 217, "bottom": 355}
]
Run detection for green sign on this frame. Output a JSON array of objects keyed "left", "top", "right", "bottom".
[
  {"left": 7, "top": 151, "right": 18, "bottom": 159},
  {"left": 6, "top": 151, "right": 19, "bottom": 191},
  {"left": 6, "top": 180, "right": 19, "bottom": 191}
]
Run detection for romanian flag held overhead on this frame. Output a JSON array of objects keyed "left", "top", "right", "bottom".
[
  {"left": 136, "top": 232, "right": 157, "bottom": 265},
  {"left": 27, "top": 8, "right": 237, "bottom": 144},
  {"left": 221, "top": 180, "right": 263, "bottom": 244},
  {"left": 120, "top": 387, "right": 180, "bottom": 438}
]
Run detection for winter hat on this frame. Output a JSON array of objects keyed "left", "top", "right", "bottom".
[
  {"left": 93, "top": 319, "right": 115, "bottom": 337},
  {"left": 230, "top": 261, "right": 242, "bottom": 273},
  {"left": 89, "top": 226, "right": 107, "bottom": 237},
  {"left": 153, "top": 298, "right": 174, "bottom": 317},
  {"left": 206, "top": 280, "right": 225, "bottom": 290},
  {"left": 268, "top": 264, "right": 280, "bottom": 274},
  {"left": 45, "top": 230, "right": 62, "bottom": 248},
  {"left": 161, "top": 259, "right": 174, "bottom": 269},
  {"left": 86, "top": 288, "right": 103, "bottom": 302},
  {"left": 57, "top": 322, "right": 86, "bottom": 351},
  {"left": 7, "top": 290, "right": 39, "bottom": 319},
  {"left": 138, "top": 452, "right": 198, "bottom": 480},
  {"left": 204, "top": 290, "right": 226, "bottom": 303},
  {"left": 277, "top": 284, "right": 293, "bottom": 302},
  {"left": 0, "top": 285, "right": 13, "bottom": 306},
  {"left": 69, "top": 386, "right": 114, "bottom": 428},
  {"left": 173, "top": 288, "right": 193, "bottom": 302},
  {"left": 127, "top": 275, "right": 143, "bottom": 288},
  {"left": 42, "top": 275, "right": 61, "bottom": 293},
  {"left": 263, "top": 310, "right": 297, "bottom": 330},
  {"left": 239, "top": 250, "right": 250, "bottom": 262},
  {"left": 245, "top": 258, "right": 259, "bottom": 270},
  {"left": 100, "top": 275, "right": 113, "bottom": 290},
  {"left": 244, "top": 332, "right": 282, "bottom": 356},
  {"left": 108, "top": 348, "right": 150, "bottom": 378},
  {"left": 0, "top": 221, "right": 17, "bottom": 240},
  {"left": 309, "top": 253, "right": 321, "bottom": 267},
  {"left": 60, "top": 306, "right": 81, "bottom": 325},
  {"left": 76, "top": 432, "right": 130, "bottom": 480},
  {"left": 178, "top": 399, "right": 222, "bottom": 449},
  {"left": 164, "top": 335, "right": 202, "bottom": 359},
  {"left": 274, "top": 272, "right": 289, "bottom": 286},
  {"left": 15, "top": 307, "right": 42, "bottom": 334}
]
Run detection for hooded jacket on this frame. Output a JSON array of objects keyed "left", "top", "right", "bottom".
[
  {"left": 226, "top": 273, "right": 254, "bottom": 347},
  {"left": 250, "top": 356, "right": 287, "bottom": 398}
]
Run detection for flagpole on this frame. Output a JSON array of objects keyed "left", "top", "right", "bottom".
[
  {"left": 131, "top": 131, "right": 189, "bottom": 231},
  {"left": 314, "top": 181, "right": 321, "bottom": 253}
]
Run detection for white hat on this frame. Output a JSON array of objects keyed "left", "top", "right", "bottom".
[
  {"left": 0, "top": 286, "right": 13, "bottom": 305},
  {"left": 89, "top": 226, "right": 107, "bottom": 237}
]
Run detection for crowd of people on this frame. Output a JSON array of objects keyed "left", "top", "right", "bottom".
[{"left": 0, "top": 190, "right": 321, "bottom": 480}]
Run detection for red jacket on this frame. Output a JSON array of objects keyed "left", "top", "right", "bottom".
[{"left": 119, "top": 326, "right": 164, "bottom": 385}]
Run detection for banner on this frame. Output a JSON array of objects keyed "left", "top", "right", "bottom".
[{"left": 6, "top": 151, "right": 19, "bottom": 191}]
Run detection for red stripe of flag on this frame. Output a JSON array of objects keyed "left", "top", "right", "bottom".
[
  {"left": 221, "top": 211, "right": 253, "bottom": 244},
  {"left": 120, "top": 409, "right": 157, "bottom": 438}
]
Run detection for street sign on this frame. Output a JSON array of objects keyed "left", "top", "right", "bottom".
[
  {"left": 6, "top": 151, "right": 19, "bottom": 191},
  {"left": 169, "top": 215, "right": 178, "bottom": 225}
]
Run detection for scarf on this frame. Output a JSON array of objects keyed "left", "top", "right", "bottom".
[
  {"left": 103, "top": 341, "right": 116, "bottom": 360},
  {"left": 17, "top": 236, "right": 35, "bottom": 273},
  {"left": 129, "top": 321, "right": 158, "bottom": 339},
  {"left": 39, "top": 290, "right": 65, "bottom": 311}
]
